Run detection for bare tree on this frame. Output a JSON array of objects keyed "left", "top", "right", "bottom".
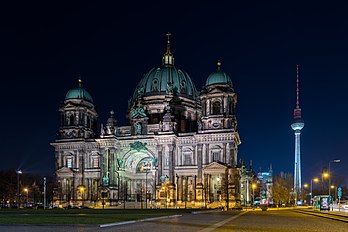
[{"left": 272, "top": 172, "right": 294, "bottom": 206}]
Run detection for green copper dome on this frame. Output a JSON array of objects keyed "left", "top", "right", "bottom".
[
  {"left": 65, "top": 88, "right": 93, "bottom": 102},
  {"left": 206, "top": 61, "right": 233, "bottom": 86},
  {"left": 65, "top": 79, "right": 93, "bottom": 102},
  {"left": 133, "top": 66, "right": 197, "bottom": 100},
  {"left": 132, "top": 33, "right": 197, "bottom": 101}
]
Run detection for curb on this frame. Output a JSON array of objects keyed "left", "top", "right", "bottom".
[{"left": 100, "top": 214, "right": 182, "bottom": 228}]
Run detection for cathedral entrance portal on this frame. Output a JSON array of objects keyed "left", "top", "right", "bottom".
[{"left": 121, "top": 149, "right": 157, "bottom": 208}]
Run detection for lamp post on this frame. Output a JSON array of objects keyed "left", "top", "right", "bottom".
[
  {"left": 145, "top": 170, "right": 149, "bottom": 209},
  {"left": 303, "top": 184, "right": 308, "bottom": 204},
  {"left": 310, "top": 178, "right": 319, "bottom": 206},
  {"left": 43, "top": 177, "right": 46, "bottom": 209},
  {"left": 328, "top": 160, "right": 340, "bottom": 200},
  {"left": 175, "top": 174, "right": 179, "bottom": 209},
  {"left": 16, "top": 170, "right": 22, "bottom": 207},
  {"left": 79, "top": 186, "right": 85, "bottom": 207},
  {"left": 330, "top": 185, "right": 336, "bottom": 202},
  {"left": 23, "top": 188, "right": 28, "bottom": 207},
  {"left": 252, "top": 183, "right": 257, "bottom": 209}
]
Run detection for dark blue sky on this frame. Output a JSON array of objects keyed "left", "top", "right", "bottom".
[{"left": 0, "top": 1, "right": 347, "bottom": 186}]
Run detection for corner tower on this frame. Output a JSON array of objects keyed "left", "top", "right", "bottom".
[
  {"left": 290, "top": 65, "right": 304, "bottom": 204},
  {"left": 199, "top": 60, "right": 240, "bottom": 165},
  {"left": 58, "top": 78, "right": 98, "bottom": 139}
]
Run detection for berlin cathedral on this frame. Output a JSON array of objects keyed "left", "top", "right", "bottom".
[{"left": 51, "top": 34, "right": 241, "bottom": 209}]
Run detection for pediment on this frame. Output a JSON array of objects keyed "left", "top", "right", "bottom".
[
  {"left": 203, "top": 162, "right": 227, "bottom": 171},
  {"left": 56, "top": 167, "right": 74, "bottom": 175}
]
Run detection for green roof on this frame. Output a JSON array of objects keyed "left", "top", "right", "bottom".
[
  {"left": 206, "top": 70, "right": 233, "bottom": 86},
  {"left": 132, "top": 65, "right": 198, "bottom": 101},
  {"left": 65, "top": 88, "right": 93, "bottom": 102}
]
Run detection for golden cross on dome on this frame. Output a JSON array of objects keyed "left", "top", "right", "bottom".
[
  {"left": 165, "top": 32, "right": 172, "bottom": 55},
  {"left": 166, "top": 32, "right": 171, "bottom": 44}
]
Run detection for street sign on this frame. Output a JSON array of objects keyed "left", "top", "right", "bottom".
[{"left": 338, "top": 187, "right": 342, "bottom": 198}]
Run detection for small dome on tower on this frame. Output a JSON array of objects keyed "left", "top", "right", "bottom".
[
  {"left": 206, "top": 60, "right": 233, "bottom": 86},
  {"left": 65, "top": 78, "right": 94, "bottom": 103}
]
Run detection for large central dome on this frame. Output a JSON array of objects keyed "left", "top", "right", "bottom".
[
  {"left": 133, "top": 66, "right": 197, "bottom": 100},
  {"left": 131, "top": 34, "right": 197, "bottom": 102}
]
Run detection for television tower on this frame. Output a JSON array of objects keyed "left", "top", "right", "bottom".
[{"left": 291, "top": 64, "right": 304, "bottom": 204}]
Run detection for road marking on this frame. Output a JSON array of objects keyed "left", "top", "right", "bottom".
[
  {"left": 198, "top": 211, "right": 248, "bottom": 232},
  {"left": 100, "top": 214, "right": 182, "bottom": 228}
]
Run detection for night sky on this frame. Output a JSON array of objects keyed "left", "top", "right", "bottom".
[{"left": 1, "top": 1, "right": 347, "bottom": 186}]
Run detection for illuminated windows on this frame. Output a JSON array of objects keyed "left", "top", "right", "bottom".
[
  {"left": 67, "top": 157, "right": 73, "bottom": 168},
  {"left": 92, "top": 157, "right": 99, "bottom": 168},
  {"left": 212, "top": 151, "right": 220, "bottom": 162},
  {"left": 183, "top": 153, "right": 192, "bottom": 166}
]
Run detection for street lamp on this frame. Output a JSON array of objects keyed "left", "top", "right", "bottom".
[
  {"left": 330, "top": 185, "right": 336, "bottom": 202},
  {"left": 310, "top": 178, "right": 319, "bottom": 206},
  {"left": 328, "top": 160, "right": 340, "bottom": 200},
  {"left": 145, "top": 170, "right": 149, "bottom": 209},
  {"left": 252, "top": 183, "right": 257, "bottom": 209},
  {"left": 23, "top": 188, "right": 28, "bottom": 207},
  {"left": 79, "top": 186, "right": 85, "bottom": 206},
  {"left": 16, "top": 170, "right": 22, "bottom": 208},
  {"left": 43, "top": 177, "right": 46, "bottom": 209},
  {"left": 303, "top": 184, "right": 308, "bottom": 204}
]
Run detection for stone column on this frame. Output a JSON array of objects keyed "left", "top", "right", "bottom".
[
  {"left": 202, "top": 144, "right": 206, "bottom": 165},
  {"left": 192, "top": 145, "right": 196, "bottom": 165},
  {"left": 195, "top": 143, "right": 204, "bottom": 205},
  {"left": 100, "top": 149, "right": 107, "bottom": 185},
  {"left": 223, "top": 143, "right": 227, "bottom": 163},
  {"left": 109, "top": 149, "right": 114, "bottom": 186},
  {"left": 156, "top": 144, "right": 163, "bottom": 184},
  {"left": 224, "top": 96, "right": 228, "bottom": 114},
  {"left": 197, "top": 144, "right": 203, "bottom": 182},
  {"left": 178, "top": 145, "right": 182, "bottom": 166},
  {"left": 229, "top": 142, "right": 236, "bottom": 166},
  {"left": 168, "top": 144, "right": 174, "bottom": 184},
  {"left": 75, "top": 151, "right": 79, "bottom": 170}
]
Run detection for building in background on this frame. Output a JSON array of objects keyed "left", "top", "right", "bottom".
[
  {"left": 257, "top": 165, "right": 273, "bottom": 205},
  {"left": 239, "top": 160, "right": 256, "bottom": 206},
  {"left": 51, "top": 34, "right": 241, "bottom": 209}
]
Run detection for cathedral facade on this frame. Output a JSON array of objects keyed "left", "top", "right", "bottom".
[{"left": 51, "top": 35, "right": 241, "bottom": 209}]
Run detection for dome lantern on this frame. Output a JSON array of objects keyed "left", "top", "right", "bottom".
[{"left": 162, "top": 32, "right": 174, "bottom": 66}]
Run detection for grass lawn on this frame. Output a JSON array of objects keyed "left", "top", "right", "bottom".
[{"left": 0, "top": 208, "right": 196, "bottom": 225}]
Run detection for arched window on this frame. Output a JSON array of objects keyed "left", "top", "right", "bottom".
[
  {"left": 92, "top": 156, "right": 99, "bottom": 168},
  {"left": 87, "top": 116, "right": 90, "bottom": 128},
  {"left": 151, "top": 78, "right": 159, "bottom": 92},
  {"left": 180, "top": 80, "right": 186, "bottom": 94},
  {"left": 213, "top": 101, "right": 221, "bottom": 115},
  {"left": 183, "top": 153, "right": 192, "bottom": 165},
  {"left": 69, "top": 114, "right": 74, "bottom": 126},
  {"left": 212, "top": 151, "right": 221, "bottom": 162},
  {"left": 136, "top": 157, "right": 153, "bottom": 173},
  {"left": 202, "top": 101, "right": 206, "bottom": 115},
  {"left": 66, "top": 156, "right": 73, "bottom": 168}
]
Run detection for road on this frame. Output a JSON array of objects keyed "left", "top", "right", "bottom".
[{"left": 1, "top": 209, "right": 347, "bottom": 232}]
